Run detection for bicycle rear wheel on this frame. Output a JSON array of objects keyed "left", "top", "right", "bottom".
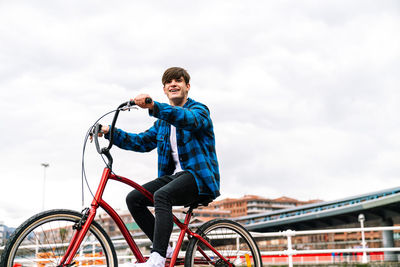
[
  {"left": 185, "top": 219, "right": 262, "bottom": 267},
  {"left": 1, "top": 209, "right": 117, "bottom": 267}
]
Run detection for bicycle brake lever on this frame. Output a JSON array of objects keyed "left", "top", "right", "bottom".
[
  {"left": 121, "top": 101, "right": 138, "bottom": 111},
  {"left": 121, "top": 105, "right": 138, "bottom": 111}
]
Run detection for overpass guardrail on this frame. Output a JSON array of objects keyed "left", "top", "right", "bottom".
[{"left": 251, "top": 225, "right": 400, "bottom": 266}]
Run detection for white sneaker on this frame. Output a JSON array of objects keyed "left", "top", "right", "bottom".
[
  {"left": 132, "top": 252, "right": 166, "bottom": 267},
  {"left": 166, "top": 245, "right": 175, "bottom": 258}
]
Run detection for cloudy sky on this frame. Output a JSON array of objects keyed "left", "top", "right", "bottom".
[{"left": 1, "top": 0, "right": 399, "bottom": 227}]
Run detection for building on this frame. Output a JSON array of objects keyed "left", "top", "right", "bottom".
[
  {"left": 201, "top": 195, "right": 321, "bottom": 218},
  {"left": 0, "top": 221, "right": 4, "bottom": 245},
  {"left": 0, "top": 222, "right": 15, "bottom": 246},
  {"left": 96, "top": 209, "right": 134, "bottom": 238},
  {"left": 174, "top": 206, "right": 231, "bottom": 222}
]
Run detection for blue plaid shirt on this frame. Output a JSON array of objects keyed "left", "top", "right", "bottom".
[{"left": 107, "top": 98, "right": 220, "bottom": 198}]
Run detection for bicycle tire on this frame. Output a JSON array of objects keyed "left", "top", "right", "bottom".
[
  {"left": 1, "top": 209, "right": 117, "bottom": 267},
  {"left": 185, "top": 219, "right": 262, "bottom": 267}
]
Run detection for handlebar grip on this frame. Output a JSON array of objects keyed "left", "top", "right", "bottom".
[{"left": 129, "top": 97, "right": 153, "bottom": 106}]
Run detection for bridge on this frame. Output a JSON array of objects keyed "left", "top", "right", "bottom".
[
  {"left": 234, "top": 186, "right": 400, "bottom": 261},
  {"left": 236, "top": 186, "right": 400, "bottom": 232}
]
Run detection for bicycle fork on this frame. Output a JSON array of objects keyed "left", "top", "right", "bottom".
[
  {"left": 58, "top": 168, "right": 112, "bottom": 266},
  {"left": 58, "top": 207, "right": 98, "bottom": 266}
]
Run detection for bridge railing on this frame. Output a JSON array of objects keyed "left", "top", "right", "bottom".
[{"left": 251, "top": 225, "right": 400, "bottom": 266}]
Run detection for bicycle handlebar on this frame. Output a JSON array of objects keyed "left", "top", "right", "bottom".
[
  {"left": 93, "top": 123, "right": 102, "bottom": 154},
  {"left": 92, "top": 97, "right": 152, "bottom": 166}
]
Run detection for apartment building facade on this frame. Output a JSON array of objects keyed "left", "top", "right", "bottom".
[{"left": 202, "top": 195, "right": 320, "bottom": 217}]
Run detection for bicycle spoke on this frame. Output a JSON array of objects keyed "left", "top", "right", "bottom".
[
  {"left": 2, "top": 210, "right": 117, "bottom": 267},
  {"left": 186, "top": 219, "right": 262, "bottom": 267}
]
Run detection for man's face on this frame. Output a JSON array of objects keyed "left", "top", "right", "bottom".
[{"left": 163, "top": 76, "right": 190, "bottom": 105}]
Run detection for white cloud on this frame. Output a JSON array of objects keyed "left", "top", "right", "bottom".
[{"left": 0, "top": 0, "right": 399, "bottom": 227}]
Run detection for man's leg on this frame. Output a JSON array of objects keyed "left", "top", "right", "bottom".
[
  {"left": 126, "top": 176, "right": 172, "bottom": 241},
  {"left": 151, "top": 171, "right": 202, "bottom": 257}
]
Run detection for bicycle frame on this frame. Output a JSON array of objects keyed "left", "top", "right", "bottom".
[{"left": 59, "top": 166, "right": 232, "bottom": 267}]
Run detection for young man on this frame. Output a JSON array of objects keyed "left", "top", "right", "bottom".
[{"left": 102, "top": 67, "right": 220, "bottom": 267}]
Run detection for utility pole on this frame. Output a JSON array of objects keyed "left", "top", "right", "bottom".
[{"left": 41, "top": 163, "right": 49, "bottom": 210}]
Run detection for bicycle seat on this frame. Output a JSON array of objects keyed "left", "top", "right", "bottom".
[{"left": 185, "top": 196, "right": 214, "bottom": 209}]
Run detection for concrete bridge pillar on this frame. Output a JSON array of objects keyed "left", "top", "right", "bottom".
[{"left": 382, "top": 218, "right": 396, "bottom": 262}]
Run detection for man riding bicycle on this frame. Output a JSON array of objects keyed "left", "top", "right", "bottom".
[{"left": 100, "top": 67, "right": 220, "bottom": 267}]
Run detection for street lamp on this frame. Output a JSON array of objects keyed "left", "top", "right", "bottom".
[
  {"left": 41, "top": 163, "right": 49, "bottom": 210},
  {"left": 358, "top": 213, "right": 368, "bottom": 263}
]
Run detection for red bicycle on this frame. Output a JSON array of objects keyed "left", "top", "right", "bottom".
[{"left": 1, "top": 100, "right": 262, "bottom": 267}]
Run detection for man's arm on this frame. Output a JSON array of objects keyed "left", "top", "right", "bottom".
[
  {"left": 103, "top": 123, "right": 158, "bottom": 152},
  {"left": 133, "top": 94, "right": 211, "bottom": 132},
  {"left": 150, "top": 101, "right": 211, "bottom": 132}
]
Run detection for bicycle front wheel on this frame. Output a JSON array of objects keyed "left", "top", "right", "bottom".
[
  {"left": 1, "top": 209, "right": 117, "bottom": 267},
  {"left": 185, "top": 219, "right": 262, "bottom": 267}
]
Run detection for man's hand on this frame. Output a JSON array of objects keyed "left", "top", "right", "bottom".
[
  {"left": 133, "top": 94, "right": 154, "bottom": 109},
  {"left": 99, "top": 125, "right": 110, "bottom": 136},
  {"left": 90, "top": 125, "right": 110, "bottom": 142}
]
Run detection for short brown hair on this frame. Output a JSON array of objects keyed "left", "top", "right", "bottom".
[{"left": 162, "top": 67, "right": 190, "bottom": 85}]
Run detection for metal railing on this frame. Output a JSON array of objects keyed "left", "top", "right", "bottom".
[
  {"left": 1, "top": 225, "right": 399, "bottom": 266},
  {"left": 251, "top": 225, "right": 400, "bottom": 266}
]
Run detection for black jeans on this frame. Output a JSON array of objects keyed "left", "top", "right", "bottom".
[{"left": 126, "top": 171, "right": 201, "bottom": 257}]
